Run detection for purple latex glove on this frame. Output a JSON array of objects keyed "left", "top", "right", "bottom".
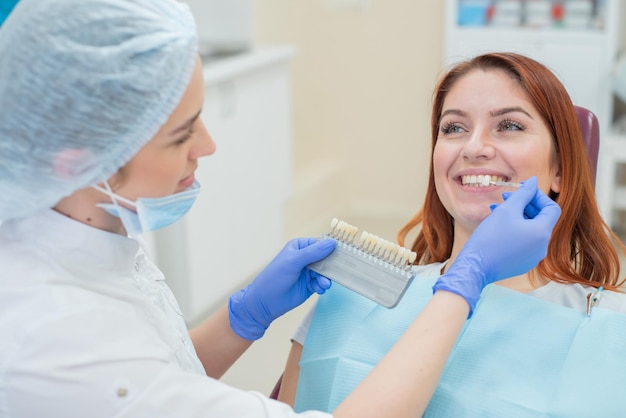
[
  {"left": 433, "top": 177, "right": 561, "bottom": 317},
  {"left": 228, "top": 237, "right": 336, "bottom": 340}
]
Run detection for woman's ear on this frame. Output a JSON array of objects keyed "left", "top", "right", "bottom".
[{"left": 550, "top": 165, "right": 562, "bottom": 194}]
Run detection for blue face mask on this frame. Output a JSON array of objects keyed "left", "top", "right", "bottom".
[{"left": 93, "top": 180, "right": 201, "bottom": 236}]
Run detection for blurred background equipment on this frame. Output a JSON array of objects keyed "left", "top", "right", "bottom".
[{"left": 0, "top": 0, "right": 19, "bottom": 26}]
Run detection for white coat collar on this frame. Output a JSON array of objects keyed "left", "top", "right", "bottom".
[{"left": 1, "top": 209, "right": 140, "bottom": 278}]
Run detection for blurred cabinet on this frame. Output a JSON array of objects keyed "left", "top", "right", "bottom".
[
  {"left": 444, "top": 0, "right": 623, "bottom": 225},
  {"left": 149, "top": 46, "right": 295, "bottom": 324},
  {"left": 601, "top": 134, "right": 626, "bottom": 215},
  {"left": 184, "top": 0, "right": 253, "bottom": 54}
]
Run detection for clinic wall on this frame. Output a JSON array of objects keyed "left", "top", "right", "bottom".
[
  {"left": 219, "top": 1, "right": 445, "bottom": 396},
  {"left": 253, "top": 1, "right": 445, "bottom": 240}
]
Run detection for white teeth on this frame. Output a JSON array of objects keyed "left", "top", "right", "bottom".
[{"left": 462, "top": 174, "right": 505, "bottom": 187}]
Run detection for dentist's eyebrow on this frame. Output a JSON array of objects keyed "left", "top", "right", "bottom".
[
  {"left": 490, "top": 106, "right": 533, "bottom": 119},
  {"left": 169, "top": 110, "right": 202, "bottom": 136}
]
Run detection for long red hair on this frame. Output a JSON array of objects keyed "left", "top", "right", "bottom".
[{"left": 398, "top": 52, "right": 625, "bottom": 289}]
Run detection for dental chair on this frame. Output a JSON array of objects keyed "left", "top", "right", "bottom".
[{"left": 268, "top": 105, "right": 600, "bottom": 401}]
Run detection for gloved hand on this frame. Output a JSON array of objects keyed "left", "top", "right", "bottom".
[
  {"left": 228, "top": 237, "right": 336, "bottom": 340},
  {"left": 432, "top": 176, "right": 561, "bottom": 317}
]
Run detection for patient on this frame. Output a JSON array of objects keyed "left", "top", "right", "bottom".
[{"left": 279, "top": 52, "right": 626, "bottom": 416}]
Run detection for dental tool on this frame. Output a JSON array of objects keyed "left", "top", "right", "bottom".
[
  {"left": 586, "top": 286, "right": 604, "bottom": 317},
  {"left": 308, "top": 218, "right": 417, "bottom": 308},
  {"left": 489, "top": 180, "right": 522, "bottom": 188}
]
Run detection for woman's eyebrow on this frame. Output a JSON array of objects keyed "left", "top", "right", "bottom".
[
  {"left": 169, "top": 110, "right": 202, "bottom": 135},
  {"left": 490, "top": 106, "right": 533, "bottom": 119},
  {"left": 440, "top": 109, "right": 466, "bottom": 118}
]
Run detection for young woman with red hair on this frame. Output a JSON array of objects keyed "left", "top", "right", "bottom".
[
  {"left": 280, "top": 52, "right": 626, "bottom": 417},
  {"left": 404, "top": 52, "right": 624, "bottom": 291}
]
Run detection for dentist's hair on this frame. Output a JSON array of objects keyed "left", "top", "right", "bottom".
[
  {"left": 398, "top": 52, "right": 625, "bottom": 289},
  {"left": 0, "top": 0, "right": 198, "bottom": 221}
]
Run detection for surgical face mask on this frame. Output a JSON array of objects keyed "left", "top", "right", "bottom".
[{"left": 93, "top": 180, "right": 201, "bottom": 236}]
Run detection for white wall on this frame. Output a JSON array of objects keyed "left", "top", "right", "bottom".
[{"left": 255, "top": 1, "right": 445, "bottom": 240}]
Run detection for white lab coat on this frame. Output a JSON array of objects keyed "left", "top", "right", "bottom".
[{"left": 0, "top": 209, "right": 331, "bottom": 418}]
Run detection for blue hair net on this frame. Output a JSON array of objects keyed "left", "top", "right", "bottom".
[{"left": 0, "top": 0, "right": 198, "bottom": 220}]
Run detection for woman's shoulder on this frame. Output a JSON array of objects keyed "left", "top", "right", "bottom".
[
  {"left": 530, "top": 281, "right": 626, "bottom": 314},
  {"left": 410, "top": 261, "right": 446, "bottom": 278}
]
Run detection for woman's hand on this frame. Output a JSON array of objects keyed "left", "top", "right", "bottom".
[{"left": 433, "top": 176, "right": 561, "bottom": 316}]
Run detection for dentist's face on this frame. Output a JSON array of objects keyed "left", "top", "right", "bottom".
[
  {"left": 111, "top": 56, "right": 215, "bottom": 202},
  {"left": 433, "top": 68, "right": 561, "bottom": 238}
]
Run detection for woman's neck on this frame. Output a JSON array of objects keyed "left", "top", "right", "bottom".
[{"left": 444, "top": 233, "right": 548, "bottom": 294}]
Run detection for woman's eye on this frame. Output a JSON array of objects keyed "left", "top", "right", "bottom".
[
  {"left": 440, "top": 121, "right": 464, "bottom": 134},
  {"left": 499, "top": 119, "right": 525, "bottom": 131},
  {"left": 175, "top": 128, "right": 194, "bottom": 145}
]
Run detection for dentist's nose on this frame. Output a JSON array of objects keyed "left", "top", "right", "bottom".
[
  {"left": 190, "top": 119, "right": 216, "bottom": 160},
  {"left": 461, "top": 126, "right": 495, "bottom": 161}
]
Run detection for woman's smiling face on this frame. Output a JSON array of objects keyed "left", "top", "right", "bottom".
[{"left": 433, "top": 68, "right": 561, "bottom": 239}]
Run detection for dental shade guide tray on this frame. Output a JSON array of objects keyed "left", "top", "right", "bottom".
[{"left": 308, "top": 218, "right": 417, "bottom": 308}]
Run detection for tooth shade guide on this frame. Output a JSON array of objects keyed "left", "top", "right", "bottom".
[
  {"left": 489, "top": 180, "right": 522, "bottom": 188},
  {"left": 329, "top": 219, "right": 359, "bottom": 242},
  {"left": 310, "top": 218, "right": 419, "bottom": 308},
  {"left": 324, "top": 218, "right": 416, "bottom": 268}
]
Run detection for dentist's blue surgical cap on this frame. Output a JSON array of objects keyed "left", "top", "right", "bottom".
[{"left": 0, "top": 0, "right": 198, "bottom": 220}]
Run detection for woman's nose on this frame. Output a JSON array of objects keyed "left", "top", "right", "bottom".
[
  {"left": 191, "top": 119, "right": 216, "bottom": 159},
  {"left": 461, "top": 126, "right": 495, "bottom": 161}
]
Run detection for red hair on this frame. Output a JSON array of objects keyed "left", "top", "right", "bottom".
[{"left": 398, "top": 52, "right": 626, "bottom": 290}]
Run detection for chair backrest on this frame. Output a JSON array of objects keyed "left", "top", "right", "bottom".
[
  {"left": 574, "top": 105, "right": 599, "bottom": 185},
  {"left": 269, "top": 374, "right": 282, "bottom": 400}
]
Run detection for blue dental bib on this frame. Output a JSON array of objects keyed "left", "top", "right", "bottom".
[{"left": 295, "top": 276, "right": 626, "bottom": 417}]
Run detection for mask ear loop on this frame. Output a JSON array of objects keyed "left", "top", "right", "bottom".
[
  {"left": 102, "top": 181, "right": 120, "bottom": 207},
  {"left": 92, "top": 181, "right": 137, "bottom": 209},
  {"left": 92, "top": 181, "right": 154, "bottom": 254}
]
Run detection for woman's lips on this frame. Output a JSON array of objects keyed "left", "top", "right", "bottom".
[{"left": 179, "top": 173, "right": 195, "bottom": 188}]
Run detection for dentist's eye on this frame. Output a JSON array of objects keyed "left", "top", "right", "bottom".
[
  {"left": 440, "top": 121, "right": 465, "bottom": 134},
  {"left": 499, "top": 119, "right": 525, "bottom": 132},
  {"left": 175, "top": 127, "right": 194, "bottom": 146}
]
